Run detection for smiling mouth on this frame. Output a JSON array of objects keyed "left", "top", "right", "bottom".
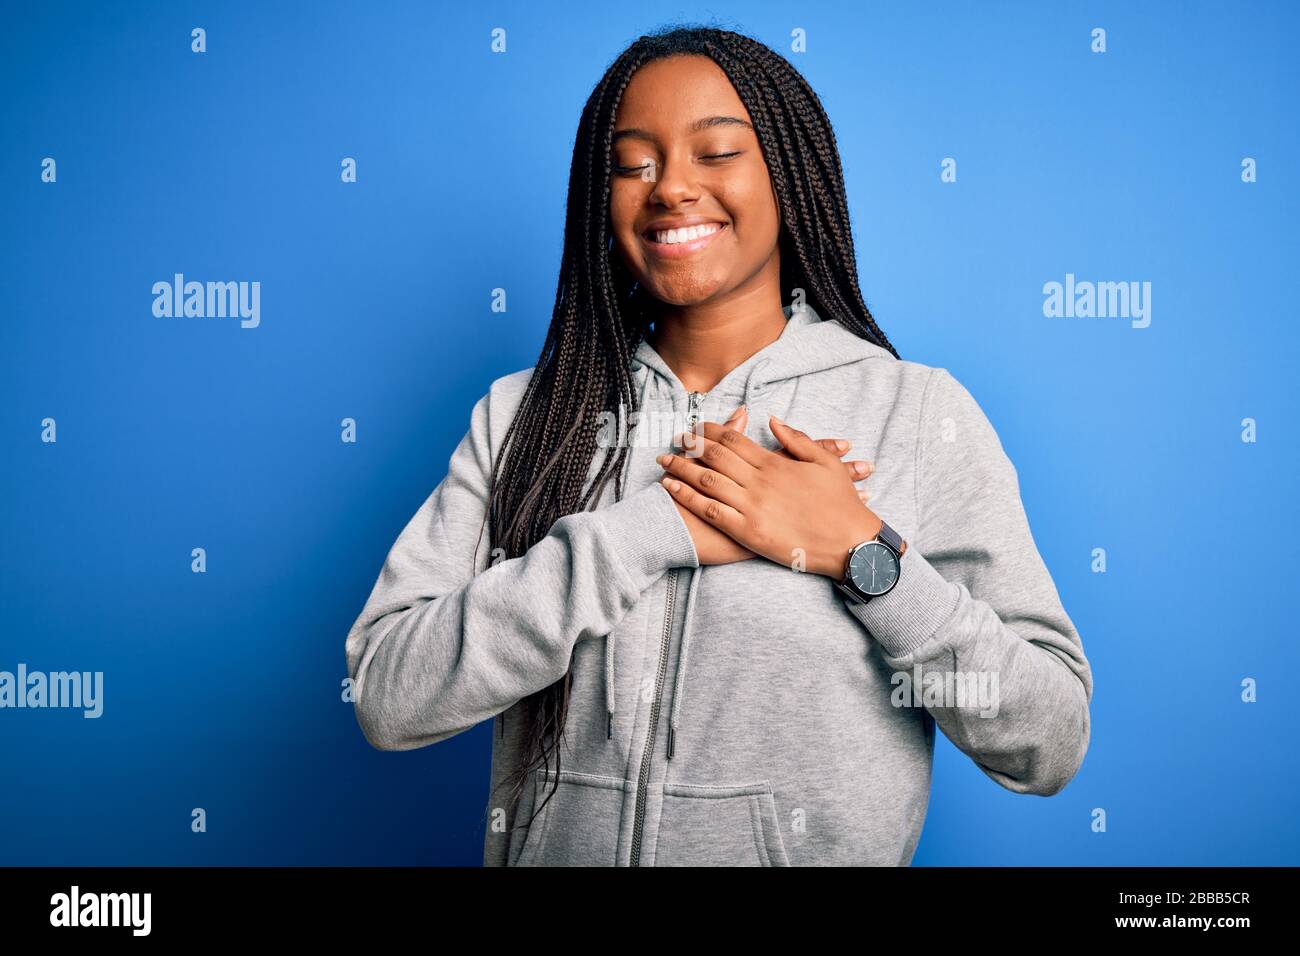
[{"left": 641, "top": 221, "right": 728, "bottom": 256}]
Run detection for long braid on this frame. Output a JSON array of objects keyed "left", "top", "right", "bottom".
[{"left": 484, "top": 25, "right": 901, "bottom": 841}]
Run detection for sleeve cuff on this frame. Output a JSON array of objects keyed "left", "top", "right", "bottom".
[
  {"left": 844, "top": 546, "right": 961, "bottom": 659},
  {"left": 590, "top": 481, "right": 700, "bottom": 591}
]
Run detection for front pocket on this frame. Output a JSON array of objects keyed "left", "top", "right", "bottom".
[
  {"left": 514, "top": 768, "right": 627, "bottom": 867},
  {"left": 655, "top": 780, "right": 791, "bottom": 866}
]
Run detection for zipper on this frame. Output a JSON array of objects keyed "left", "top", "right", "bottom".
[
  {"left": 628, "top": 566, "right": 680, "bottom": 866},
  {"left": 627, "top": 390, "right": 702, "bottom": 866}
]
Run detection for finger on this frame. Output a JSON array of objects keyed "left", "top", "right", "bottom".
[
  {"left": 660, "top": 475, "right": 745, "bottom": 539},
  {"left": 844, "top": 459, "right": 873, "bottom": 480},
  {"left": 672, "top": 429, "right": 760, "bottom": 485},
  {"left": 701, "top": 407, "right": 749, "bottom": 458},
  {"left": 657, "top": 451, "right": 747, "bottom": 511},
  {"left": 723, "top": 404, "right": 749, "bottom": 434},
  {"left": 777, "top": 436, "right": 853, "bottom": 460},
  {"left": 693, "top": 420, "right": 769, "bottom": 469},
  {"left": 769, "top": 415, "right": 834, "bottom": 464},
  {"left": 811, "top": 437, "right": 851, "bottom": 457}
]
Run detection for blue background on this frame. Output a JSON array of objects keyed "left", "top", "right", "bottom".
[{"left": 1, "top": 0, "right": 1296, "bottom": 865}]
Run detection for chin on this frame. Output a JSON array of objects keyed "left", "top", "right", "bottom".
[{"left": 645, "top": 277, "right": 729, "bottom": 306}]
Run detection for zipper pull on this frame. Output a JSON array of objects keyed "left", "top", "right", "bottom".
[{"left": 685, "top": 392, "right": 704, "bottom": 454}]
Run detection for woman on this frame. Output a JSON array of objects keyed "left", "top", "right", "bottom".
[{"left": 344, "top": 25, "right": 1093, "bottom": 866}]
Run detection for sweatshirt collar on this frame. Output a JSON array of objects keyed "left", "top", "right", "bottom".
[{"left": 630, "top": 302, "right": 891, "bottom": 403}]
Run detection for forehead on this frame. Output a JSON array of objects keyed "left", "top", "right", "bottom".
[{"left": 614, "top": 55, "right": 751, "bottom": 133}]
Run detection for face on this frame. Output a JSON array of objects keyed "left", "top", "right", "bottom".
[{"left": 608, "top": 54, "right": 783, "bottom": 307}]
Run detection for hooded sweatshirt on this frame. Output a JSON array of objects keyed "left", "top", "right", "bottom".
[{"left": 344, "top": 302, "right": 1093, "bottom": 866}]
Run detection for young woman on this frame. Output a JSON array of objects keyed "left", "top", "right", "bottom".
[{"left": 345, "top": 26, "right": 1093, "bottom": 866}]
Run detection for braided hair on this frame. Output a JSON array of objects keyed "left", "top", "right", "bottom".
[{"left": 484, "top": 23, "right": 900, "bottom": 841}]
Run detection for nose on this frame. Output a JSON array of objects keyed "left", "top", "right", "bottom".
[{"left": 648, "top": 149, "right": 703, "bottom": 208}]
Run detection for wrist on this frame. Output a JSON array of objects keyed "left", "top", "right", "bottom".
[{"left": 815, "top": 510, "right": 883, "bottom": 579}]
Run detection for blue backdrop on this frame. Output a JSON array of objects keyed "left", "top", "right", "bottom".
[{"left": 2, "top": 0, "right": 1296, "bottom": 865}]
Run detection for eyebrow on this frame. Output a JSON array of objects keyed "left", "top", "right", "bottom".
[{"left": 611, "top": 115, "right": 754, "bottom": 145}]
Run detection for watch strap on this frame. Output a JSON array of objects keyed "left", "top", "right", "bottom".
[{"left": 875, "top": 520, "right": 907, "bottom": 557}]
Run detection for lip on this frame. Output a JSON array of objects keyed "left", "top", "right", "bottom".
[{"left": 640, "top": 219, "right": 728, "bottom": 259}]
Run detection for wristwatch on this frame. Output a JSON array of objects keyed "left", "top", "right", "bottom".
[{"left": 835, "top": 519, "right": 908, "bottom": 605}]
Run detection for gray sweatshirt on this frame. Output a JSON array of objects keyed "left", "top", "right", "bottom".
[{"left": 344, "top": 303, "right": 1093, "bottom": 866}]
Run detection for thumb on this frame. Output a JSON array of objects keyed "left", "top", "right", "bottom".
[
  {"left": 724, "top": 404, "right": 749, "bottom": 432},
  {"left": 769, "top": 415, "right": 824, "bottom": 463}
]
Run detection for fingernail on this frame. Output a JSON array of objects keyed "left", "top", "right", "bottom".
[
  {"left": 836, "top": 439, "right": 850, "bottom": 452},
  {"left": 852, "top": 460, "right": 868, "bottom": 475},
  {"left": 662, "top": 476, "right": 680, "bottom": 492}
]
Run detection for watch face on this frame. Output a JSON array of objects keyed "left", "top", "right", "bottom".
[{"left": 848, "top": 541, "right": 899, "bottom": 597}]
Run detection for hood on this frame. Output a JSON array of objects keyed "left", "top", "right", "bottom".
[
  {"left": 601, "top": 302, "right": 895, "bottom": 759},
  {"left": 629, "top": 301, "right": 892, "bottom": 410}
]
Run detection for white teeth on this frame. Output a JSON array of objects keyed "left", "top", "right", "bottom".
[{"left": 651, "top": 222, "right": 722, "bottom": 244}]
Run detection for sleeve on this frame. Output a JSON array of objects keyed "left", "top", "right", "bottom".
[
  {"left": 344, "top": 380, "right": 699, "bottom": 751},
  {"left": 843, "top": 366, "right": 1093, "bottom": 796}
]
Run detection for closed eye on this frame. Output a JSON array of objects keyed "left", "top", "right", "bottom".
[{"left": 612, "top": 152, "right": 742, "bottom": 176}]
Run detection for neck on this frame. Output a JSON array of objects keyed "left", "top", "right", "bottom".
[{"left": 647, "top": 280, "right": 788, "bottom": 395}]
